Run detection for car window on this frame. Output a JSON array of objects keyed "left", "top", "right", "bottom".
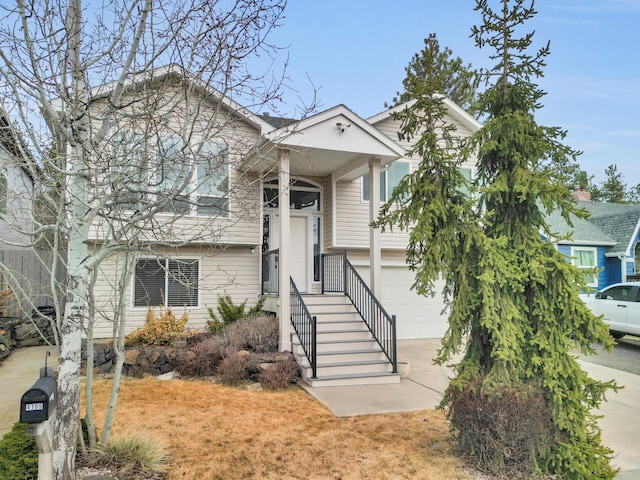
[{"left": 602, "top": 286, "right": 635, "bottom": 301}]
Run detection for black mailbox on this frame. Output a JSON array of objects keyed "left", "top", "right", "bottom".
[{"left": 20, "top": 376, "right": 57, "bottom": 424}]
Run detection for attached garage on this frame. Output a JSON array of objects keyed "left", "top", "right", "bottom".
[{"left": 354, "top": 265, "right": 449, "bottom": 339}]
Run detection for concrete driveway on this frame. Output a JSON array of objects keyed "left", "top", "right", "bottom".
[{"left": 0, "top": 346, "right": 58, "bottom": 438}]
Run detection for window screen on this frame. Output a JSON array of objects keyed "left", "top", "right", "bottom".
[{"left": 134, "top": 258, "right": 199, "bottom": 307}]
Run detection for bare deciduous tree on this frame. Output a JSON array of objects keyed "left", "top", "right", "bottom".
[{"left": 0, "top": 1, "right": 307, "bottom": 477}]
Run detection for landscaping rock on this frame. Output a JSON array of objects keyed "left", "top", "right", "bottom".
[
  {"left": 157, "top": 371, "right": 177, "bottom": 380},
  {"left": 124, "top": 349, "right": 139, "bottom": 365}
]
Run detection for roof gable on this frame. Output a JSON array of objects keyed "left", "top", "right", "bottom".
[
  {"left": 367, "top": 96, "right": 482, "bottom": 134},
  {"left": 84, "top": 65, "right": 275, "bottom": 135},
  {"left": 262, "top": 104, "right": 405, "bottom": 180}
]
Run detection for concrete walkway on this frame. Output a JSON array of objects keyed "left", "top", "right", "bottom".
[
  {"left": 302, "top": 339, "right": 640, "bottom": 479},
  {"left": 0, "top": 346, "right": 59, "bottom": 438}
]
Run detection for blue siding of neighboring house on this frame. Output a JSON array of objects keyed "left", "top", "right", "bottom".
[
  {"left": 601, "top": 256, "right": 621, "bottom": 288},
  {"left": 557, "top": 244, "right": 617, "bottom": 290}
]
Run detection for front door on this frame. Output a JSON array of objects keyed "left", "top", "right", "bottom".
[{"left": 268, "top": 214, "right": 311, "bottom": 292}]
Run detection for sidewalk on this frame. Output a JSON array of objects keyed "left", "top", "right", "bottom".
[{"left": 0, "top": 346, "right": 59, "bottom": 438}]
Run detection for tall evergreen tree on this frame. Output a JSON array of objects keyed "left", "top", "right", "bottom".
[
  {"left": 376, "top": 1, "right": 617, "bottom": 477},
  {"left": 597, "top": 164, "right": 629, "bottom": 203},
  {"left": 390, "top": 33, "right": 479, "bottom": 114}
]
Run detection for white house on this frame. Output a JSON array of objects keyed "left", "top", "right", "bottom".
[{"left": 86, "top": 67, "right": 480, "bottom": 385}]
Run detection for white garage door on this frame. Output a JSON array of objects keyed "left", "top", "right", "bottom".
[{"left": 355, "top": 266, "right": 449, "bottom": 339}]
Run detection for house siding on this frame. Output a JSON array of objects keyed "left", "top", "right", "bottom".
[
  {"left": 331, "top": 110, "right": 476, "bottom": 250},
  {"left": 87, "top": 84, "right": 263, "bottom": 246},
  {"left": 91, "top": 245, "right": 260, "bottom": 338},
  {"left": 602, "top": 256, "right": 621, "bottom": 288}
]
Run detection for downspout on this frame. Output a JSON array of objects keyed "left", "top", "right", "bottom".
[{"left": 618, "top": 254, "right": 627, "bottom": 282}]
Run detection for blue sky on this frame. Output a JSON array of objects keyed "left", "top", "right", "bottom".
[{"left": 264, "top": 0, "right": 640, "bottom": 186}]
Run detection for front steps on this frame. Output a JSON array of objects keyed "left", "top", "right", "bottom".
[{"left": 292, "top": 294, "right": 399, "bottom": 387}]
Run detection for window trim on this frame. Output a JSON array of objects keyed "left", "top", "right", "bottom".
[
  {"left": 132, "top": 256, "right": 201, "bottom": 309},
  {"left": 361, "top": 160, "right": 411, "bottom": 202},
  {"left": 570, "top": 246, "right": 598, "bottom": 288}
]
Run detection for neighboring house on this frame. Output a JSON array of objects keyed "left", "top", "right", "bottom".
[
  {"left": 546, "top": 191, "right": 640, "bottom": 290},
  {"left": 0, "top": 109, "right": 58, "bottom": 315},
  {"left": 86, "top": 67, "right": 480, "bottom": 385}
]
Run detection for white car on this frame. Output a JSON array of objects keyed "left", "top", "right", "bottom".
[{"left": 580, "top": 282, "right": 640, "bottom": 338}]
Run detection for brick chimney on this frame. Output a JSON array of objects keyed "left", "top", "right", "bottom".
[{"left": 572, "top": 187, "right": 592, "bottom": 202}]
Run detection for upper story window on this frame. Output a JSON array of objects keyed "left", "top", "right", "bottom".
[
  {"left": 263, "top": 178, "right": 321, "bottom": 211},
  {"left": 362, "top": 161, "right": 410, "bottom": 202},
  {"left": 109, "top": 132, "right": 228, "bottom": 216},
  {"left": 0, "top": 167, "right": 7, "bottom": 214},
  {"left": 458, "top": 167, "right": 472, "bottom": 197}
]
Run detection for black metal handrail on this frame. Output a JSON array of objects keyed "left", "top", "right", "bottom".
[
  {"left": 322, "top": 251, "right": 397, "bottom": 373},
  {"left": 321, "top": 251, "right": 345, "bottom": 293},
  {"left": 261, "top": 249, "right": 279, "bottom": 295},
  {"left": 290, "top": 278, "right": 317, "bottom": 379}
]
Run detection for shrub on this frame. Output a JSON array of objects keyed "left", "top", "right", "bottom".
[
  {"left": 216, "top": 348, "right": 248, "bottom": 385},
  {"left": 81, "top": 433, "right": 169, "bottom": 480},
  {"left": 125, "top": 305, "right": 190, "bottom": 347},
  {"left": 258, "top": 355, "right": 300, "bottom": 390},
  {"left": 206, "top": 295, "right": 265, "bottom": 331},
  {"left": 0, "top": 422, "right": 38, "bottom": 480},
  {"left": 171, "top": 335, "right": 229, "bottom": 377},
  {"left": 0, "top": 286, "right": 16, "bottom": 317},
  {"left": 223, "top": 314, "right": 278, "bottom": 353},
  {"left": 445, "top": 377, "right": 555, "bottom": 476}
]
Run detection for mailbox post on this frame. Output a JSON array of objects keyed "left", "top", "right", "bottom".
[{"left": 20, "top": 367, "right": 57, "bottom": 480}]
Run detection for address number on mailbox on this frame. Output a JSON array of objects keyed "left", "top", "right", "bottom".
[{"left": 25, "top": 403, "right": 44, "bottom": 411}]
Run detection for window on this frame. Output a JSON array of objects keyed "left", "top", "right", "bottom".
[
  {"left": 263, "top": 178, "right": 320, "bottom": 211},
  {"left": 134, "top": 258, "right": 199, "bottom": 307},
  {"left": 362, "top": 161, "right": 410, "bottom": 202},
  {"left": 110, "top": 132, "right": 147, "bottom": 210},
  {"left": 0, "top": 167, "right": 7, "bottom": 214},
  {"left": 570, "top": 247, "right": 598, "bottom": 287},
  {"left": 599, "top": 285, "right": 637, "bottom": 302},
  {"left": 195, "top": 141, "right": 229, "bottom": 215},
  {"left": 458, "top": 167, "right": 472, "bottom": 197},
  {"left": 156, "top": 137, "right": 190, "bottom": 213}
]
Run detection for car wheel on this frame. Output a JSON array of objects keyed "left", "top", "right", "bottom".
[{"left": 610, "top": 330, "right": 626, "bottom": 340}]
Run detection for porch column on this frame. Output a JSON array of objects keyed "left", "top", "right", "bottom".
[
  {"left": 278, "top": 148, "right": 291, "bottom": 351},
  {"left": 369, "top": 157, "right": 382, "bottom": 298}
]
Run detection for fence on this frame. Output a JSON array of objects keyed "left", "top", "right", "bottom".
[{"left": 0, "top": 248, "right": 66, "bottom": 317}]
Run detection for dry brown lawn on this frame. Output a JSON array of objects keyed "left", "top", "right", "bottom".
[{"left": 85, "top": 377, "right": 472, "bottom": 480}]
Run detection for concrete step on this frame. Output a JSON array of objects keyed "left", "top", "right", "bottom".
[
  {"left": 305, "top": 303, "right": 359, "bottom": 314},
  {"left": 315, "top": 330, "right": 373, "bottom": 341},
  {"left": 312, "top": 312, "right": 362, "bottom": 322},
  {"left": 301, "top": 359, "right": 392, "bottom": 377},
  {"left": 314, "top": 320, "right": 368, "bottom": 333},
  {"left": 301, "top": 371, "right": 400, "bottom": 387},
  {"left": 293, "top": 337, "right": 380, "bottom": 353},
  {"left": 301, "top": 294, "right": 351, "bottom": 306},
  {"left": 316, "top": 349, "right": 388, "bottom": 363}
]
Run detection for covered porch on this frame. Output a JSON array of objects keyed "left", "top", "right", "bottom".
[{"left": 248, "top": 105, "right": 406, "bottom": 385}]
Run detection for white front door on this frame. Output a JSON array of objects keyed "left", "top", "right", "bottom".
[
  {"left": 269, "top": 214, "right": 310, "bottom": 292},
  {"left": 290, "top": 216, "right": 308, "bottom": 292}
]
